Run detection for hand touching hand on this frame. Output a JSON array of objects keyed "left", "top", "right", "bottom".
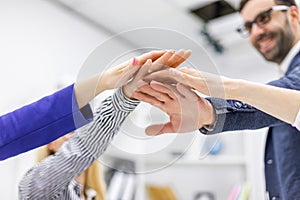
[
  {"left": 74, "top": 50, "right": 190, "bottom": 108},
  {"left": 132, "top": 81, "right": 215, "bottom": 135},
  {"left": 122, "top": 50, "right": 192, "bottom": 98},
  {"left": 144, "top": 67, "right": 226, "bottom": 98},
  {"left": 99, "top": 50, "right": 173, "bottom": 92}
]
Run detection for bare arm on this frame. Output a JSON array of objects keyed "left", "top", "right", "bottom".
[
  {"left": 74, "top": 50, "right": 166, "bottom": 108},
  {"left": 144, "top": 67, "right": 300, "bottom": 128},
  {"left": 224, "top": 79, "right": 300, "bottom": 126}
]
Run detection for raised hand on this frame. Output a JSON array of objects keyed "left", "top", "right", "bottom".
[
  {"left": 123, "top": 50, "right": 192, "bottom": 98},
  {"left": 74, "top": 49, "right": 191, "bottom": 108},
  {"left": 98, "top": 50, "right": 170, "bottom": 92},
  {"left": 143, "top": 67, "right": 226, "bottom": 98},
  {"left": 132, "top": 81, "right": 215, "bottom": 135}
]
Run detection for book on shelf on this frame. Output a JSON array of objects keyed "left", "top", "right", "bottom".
[
  {"left": 146, "top": 184, "right": 177, "bottom": 200},
  {"left": 106, "top": 158, "right": 137, "bottom": 200},
  {"left": 227, "top": 182, "right": 251, "bottom": 200}
]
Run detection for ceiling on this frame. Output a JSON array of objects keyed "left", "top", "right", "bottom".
[
  {"left": 47, "top": 0, "right": 280, "bottom": 82},
  {"left": 49, "top": 0, "right": 245, "bottom": 49}
]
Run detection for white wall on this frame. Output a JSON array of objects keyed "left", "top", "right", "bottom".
[
  {"left": 0, "top": 1, "right": 279, "bottom": 200},
  {"left": 0, "top": 0, "right": 132, "bottom": 199}
]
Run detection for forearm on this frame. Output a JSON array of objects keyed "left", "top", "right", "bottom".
[
  {"left": 74, "top": 74, "right": 106, "bottom": 109},
  {"left": 224, "top": 79, "right": 300, "bottom": 125},
  {"left": 0, "top": 84, "right": 92, "bottom": 160},
  {"left": 18, "top": 88, "right": 139, "bottom": 199}
]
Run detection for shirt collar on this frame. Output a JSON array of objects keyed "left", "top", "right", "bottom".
[{"left": 279, "top": 40, "right": 300, "bottom": 76}]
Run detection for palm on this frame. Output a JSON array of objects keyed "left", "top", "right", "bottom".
[{"left": 134, "top": 82, "right": 202, "bottom": 135}]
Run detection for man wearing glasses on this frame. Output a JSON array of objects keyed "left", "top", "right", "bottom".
[
  {"left": 198, "top": 1, "right": 300, "bottom": 199},
  {"left": 230, "top": 1, "right": 300, "bottom": 199},
  {"left": 205, "top": 1, "right": 300, "bottom": 199},
  {"left": 134, "top": 0, "right": 300, "bottom": 199}
]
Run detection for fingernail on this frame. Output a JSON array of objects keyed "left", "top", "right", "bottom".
[
  {"left": 150, "top": 80, "right": 160, "bottom": 86},
  {"left": 132, "top": 57, "right": 137, "bottom": 65}
]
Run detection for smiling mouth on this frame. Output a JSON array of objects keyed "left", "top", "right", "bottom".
[{"left": 257, "top": 34, "right": 274, "bottom": 53}]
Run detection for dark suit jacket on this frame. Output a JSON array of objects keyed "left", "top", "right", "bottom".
[
  {"left": 202, "top": 51, "right": 300, "bottom": 200},
  {"left": 0, "top": 84, "right": 92, "bottom": 160}
]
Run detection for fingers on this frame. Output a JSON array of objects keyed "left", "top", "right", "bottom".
[
  {"left": 132, "top": 82, "right": 172, "bottom": 114},
  {"left": 144, "top": 67, "right": 208, "bottom": 96},
  {"left": 179, "top": 67, "right": 200, "bottom": 77},
  {"left": 117, "top": 57, "right": 140, "bottom": 84},
  {"left": 135, "top": 59, "right": 152, "bottom": 80},
  {"left": 149, "top": 80, "right": 181, "bottom": 100},
  {"left": 176, "top": 83, "right": 198, "bottom": 101},
  {"left": 132, "top": 90, "right": 164, "bottom": 108},
  {"left": 148, "top": 50, "right": 175, "bottom": 73},
  {"left": 169, "top": 49, "right": 192, "bottom": 68},
  {"left": 132, "top": 83, "right": 170, "bottom": 113},
  {"left": 144, "top": 68, "right": 186, "bottom": 86},
  {"left": 135, "top": 49, "right": 192, "bottom": 76},
  {"left": 121, "top": 60, "right": 152, "bottom": 98},
  {"left": 163, "top": 68, "right": 207, "bottom": 93},
  {"left": 136, "top": 50, "right": 166, "bottom": 65},
  {"left": 164, "top": 49, "right": 184, "bottom": 68},
  {"left": 139, "top": 80, "right": 174, "bottom": 102}
]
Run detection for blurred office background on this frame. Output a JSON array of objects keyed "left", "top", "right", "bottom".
[{"left": 1, "top": 0, "right": 298, "bottom": 199}]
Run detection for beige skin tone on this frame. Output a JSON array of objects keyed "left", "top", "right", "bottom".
[
  {"left": 44, "top": 49, "right": 192, "bottom": 198},
  {"left": 136, "top": 67, "right": 300, "bottom": 133},
  {"left": 132, "top": 0, "right": 300, "bottom": 135},
  {"left": 133, "top": 80, "right": 208, "bottom": 135},
  {"left": 74, "top": 49, "right": 192, "bottom": 108},
  {"left": 242, "top": 0, "right": 300, "bottom": 64}
]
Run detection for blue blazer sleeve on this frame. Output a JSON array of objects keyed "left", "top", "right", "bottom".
[
  {"left": 0, "top": 84, "right": 93, "bottom": 160},
  {"left": 202, "top": 64, "right": 300, "bottom": 134}
]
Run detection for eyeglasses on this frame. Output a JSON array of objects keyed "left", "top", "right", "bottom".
[{"left": 236, "top": 5, "right": 290, "bottom": 37}]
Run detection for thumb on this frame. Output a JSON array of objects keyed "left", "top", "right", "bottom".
[{"left": 117, "top": 57, "right": 140, "bottom": 86}]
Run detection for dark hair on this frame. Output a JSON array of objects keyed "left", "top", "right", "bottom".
[{"left": 239, "top": 0, "right": 297, "bottom": 12}]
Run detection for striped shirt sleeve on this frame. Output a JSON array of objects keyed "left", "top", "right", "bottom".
[{"left": 18, "top": 88, "right": 139, "bottom": 199}]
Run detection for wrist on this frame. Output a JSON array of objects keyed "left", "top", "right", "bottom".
[
  {"left": 122, "top": 85, "right": 133, "bottom": 99},
  {"left": 223, "top": 77, "right": 244, "bottom": 100},
  {"left": 198, "top": 100, "right": 217, "bottom": 133},
  {"left": 198, "top": 99, "right": 216, "bottom": 128},
  {"left": 204, "top": 100, "right": 216, "bottom": 126},
  {"left": 96, "top": 73, "right": 108, "bottom": 95}
]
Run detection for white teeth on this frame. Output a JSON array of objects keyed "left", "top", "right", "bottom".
[{"left": 259, "top": 37, "right": 272, "bottom": 50}]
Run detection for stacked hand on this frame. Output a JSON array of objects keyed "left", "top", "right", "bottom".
[
  {"left": 74, "top": 49, "right": 191, "bottom": 108},
  {"left": 94, "top": 49, "right": 217, "bottom": 136},
  {"left": 131, "top": 67, "right": 217, "bottom": 136},
  {"left": 143, "top": 67, "right": 227, "bottom": 98},
  {"left": 122, "top": 49, "right": 192, "bottom": 98}
]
